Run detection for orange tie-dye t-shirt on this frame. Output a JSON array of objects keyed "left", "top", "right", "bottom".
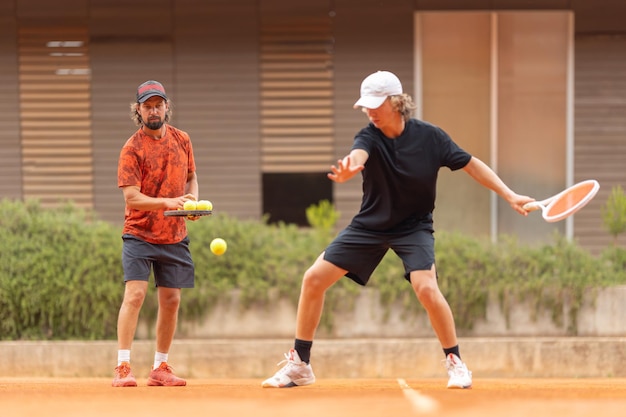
[{"left": 117, "top": 125, "right": 196, "bottom": 244}]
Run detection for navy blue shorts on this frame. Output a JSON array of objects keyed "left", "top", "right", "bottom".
[
  {"left": 323, "top": 224, "right": 435, "bottom": 286},
  {"left": 122, "top": 234, "right": 195, "bottom": 288}
]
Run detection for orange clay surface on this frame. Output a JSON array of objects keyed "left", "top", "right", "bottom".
[{"left": 1, "top": 378, "right": 625, "bottom": 417}]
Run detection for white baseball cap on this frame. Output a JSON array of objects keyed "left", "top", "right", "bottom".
[{"left": 353, "top": 71, "right": 403, "bottom": 109}]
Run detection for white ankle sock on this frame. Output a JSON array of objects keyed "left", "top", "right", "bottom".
[
  {"left": 154, "top": 352, "right": 168, "bottom": 369},
  {"left": 117, "top": 349, "right": 131, "bottom": 366}
]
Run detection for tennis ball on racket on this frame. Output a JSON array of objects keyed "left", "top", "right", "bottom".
[
  {"left": 183, "top": 200, "right": 197, "bottom": 210},
  {"left": 210, "top": 238, "right": 227, "bottom": 256},
  {"left": 196, "top": 200, "right": 212, "bottom": 211}
]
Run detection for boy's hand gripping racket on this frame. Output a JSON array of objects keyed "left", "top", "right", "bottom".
[{"left": 523, "top": 179, "right": 600, "bottom": 223}]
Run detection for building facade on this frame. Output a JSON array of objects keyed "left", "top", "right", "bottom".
[{"left": 1, "top": 0, "right": 625, "bottom": 253}]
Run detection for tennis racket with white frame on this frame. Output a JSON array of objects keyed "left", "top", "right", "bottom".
[{"left": 523, "top": 179, "right": 600, "bottom": 223}]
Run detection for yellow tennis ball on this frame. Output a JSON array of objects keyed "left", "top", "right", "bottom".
[
  {"left": 183, "top": 200, "right": 197, "bottom": 210},
  {"left": 210, "top": 238, "right": 227, "bottom": 256},
  {"left": 197, "top": 200, "right": 212, "bottom": 211}
]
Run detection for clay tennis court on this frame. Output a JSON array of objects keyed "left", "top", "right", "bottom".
[{"left": 2, "top": 377, "right": 625, "bottom": 417}]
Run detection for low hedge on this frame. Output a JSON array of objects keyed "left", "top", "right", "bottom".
[{"left": 1, "top": 199, "right": 624, "bottom": 340}]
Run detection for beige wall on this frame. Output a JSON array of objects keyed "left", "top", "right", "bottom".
[
  {"left": 0, "top": 4, "right": 21, "bottom": 201},
  {"left": 416, "top": 11, "right": 572, "bottom": 244},
  {"left": 497, "top": 12, "right": 571, "bottom": 240},
  {"left": 417, "top": 12, "right": 493, "bottom": 236}
]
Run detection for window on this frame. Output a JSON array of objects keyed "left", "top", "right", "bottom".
[{"left": 262, "top": 173, "right": 332, "bottom": 226}]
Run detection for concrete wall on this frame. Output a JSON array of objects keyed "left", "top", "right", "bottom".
[
  {"left": 166, "top": 286, "right": 626, "bottom": 339},
  {"left": 2, "top": 337, "right": 624, "bottom": 379}
]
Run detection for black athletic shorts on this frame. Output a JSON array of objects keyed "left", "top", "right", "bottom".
[
  {"left": 122, "top": 234, "right": 195, "bottom": 288},
  {"left": 323, "top": 224, "right": 435, "bottom": 286}
]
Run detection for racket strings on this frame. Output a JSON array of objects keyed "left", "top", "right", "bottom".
[{"left": 545, "top": 182, "right": 598, "bottom": 219}]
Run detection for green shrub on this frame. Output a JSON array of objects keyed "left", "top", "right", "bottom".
[
  {"left": 306, "top": 199, "right": 340, "bottom": 233},
  {"left": 0, "top": 199, "right": 121, "bottom": 340},
  {"left": 602, "top": 185, "right": 626, "bottom": 245},
  {"left": 0, "top": 198, "right": 624, "bottom": 340}
]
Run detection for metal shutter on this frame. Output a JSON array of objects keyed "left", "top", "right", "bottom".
[
  {"left": 574, "top": 34, "right": 626, "bottom": 252},
  {"left": 18, "top": 25, "right": 93, "bottom": 209},
  {"left": 260, "top": 14, "right": 334, "bottom": 173}
]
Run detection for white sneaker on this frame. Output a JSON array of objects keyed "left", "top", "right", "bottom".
[
  {"left": 261, "top": 348, "right": 316, "bottom": 388},
  {"left": 445, "top": 353, "right": 472, "bottom": 389}
]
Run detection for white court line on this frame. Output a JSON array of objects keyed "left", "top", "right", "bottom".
[{"left": 397, "top": 378, "right": 440, "bottom": 414}]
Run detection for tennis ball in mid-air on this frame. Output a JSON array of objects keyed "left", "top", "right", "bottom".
[
  {"left": 196, "top": 200, "right": 212, "bottom": 211},
  {"left": 210, "top": 238, "right": 227, "bottom": 256},
  {"left": 183, "top": 200, "right": 197, "bottom": 210}
]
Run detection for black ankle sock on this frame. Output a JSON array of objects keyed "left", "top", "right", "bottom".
[
  {"left": 443, "top": 345, "right": 461, "bottom": 359},
  {"left": 294, "top": 339, "right": 313, "bottom": 364}
]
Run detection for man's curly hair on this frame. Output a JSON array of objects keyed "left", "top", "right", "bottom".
[{"left": 129, "top": 100, "right": 173, "bottom": 127}]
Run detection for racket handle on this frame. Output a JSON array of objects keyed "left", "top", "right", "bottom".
[{"left": 523, "top": 202, "right": 541, "bottom": 211}]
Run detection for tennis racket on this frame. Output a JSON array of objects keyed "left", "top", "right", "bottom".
[
  {"left": 523, "top": 179, "right": 600, "bottom": 223},
  {"left": 164, "top": 210, "right": 212, "bottom": 217}
]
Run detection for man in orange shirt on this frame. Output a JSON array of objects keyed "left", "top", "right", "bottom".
[{"left": 113, "top": 80, "right": 199, "bottom": 387}]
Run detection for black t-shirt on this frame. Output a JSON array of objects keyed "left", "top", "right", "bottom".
[{"left": 349, "top": 118, "right": 472, "bottom": 232}]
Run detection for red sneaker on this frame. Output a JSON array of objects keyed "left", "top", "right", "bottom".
[
  {"left": 112, "top": 362, "right": 137, "bottom": 387},
  {"left": 147, "top": 362, "right": 186, "bottom": 386}
]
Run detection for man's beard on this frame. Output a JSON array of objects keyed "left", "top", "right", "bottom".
[{"left": 142, "top": 117, "right": 164, "bottom": 130}]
